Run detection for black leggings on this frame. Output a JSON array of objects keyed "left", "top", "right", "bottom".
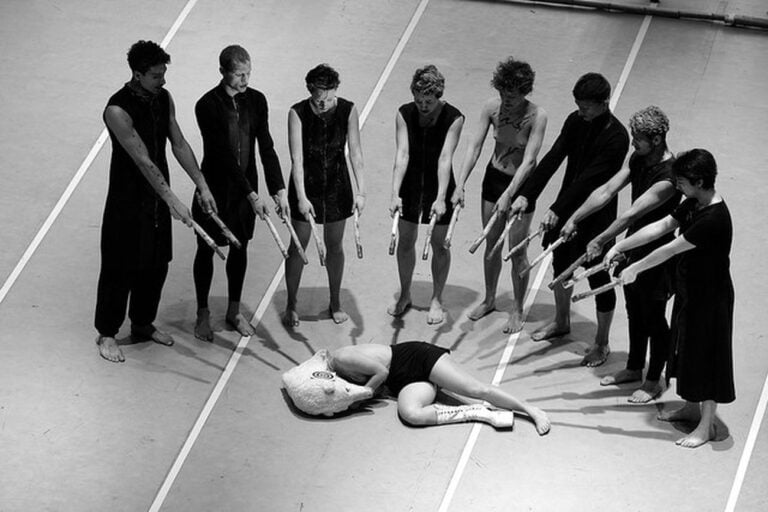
[
  {"left": 624, "top": 282, "right": 670, "bottom": 381},
  {"left": 193, "top": 238, "right": 249, "bottom": 308}
]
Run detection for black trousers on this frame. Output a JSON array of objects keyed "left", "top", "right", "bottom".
[
  {"left": 624, "top": 269, "right": 671, "bottom": 381},
  {"left": 94, "top": 263, "right": 169, "bottom": 337}
]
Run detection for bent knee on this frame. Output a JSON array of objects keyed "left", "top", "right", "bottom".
[{"left": 398, "top": 405, "right": 433, "bottom": 426}]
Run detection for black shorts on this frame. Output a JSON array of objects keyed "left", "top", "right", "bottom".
[
  {"left": 481, "top": 163, "right": 534, "bottom": 213},
  {"left": 385, "top": 341, "right": 450, "bottom": 396}
]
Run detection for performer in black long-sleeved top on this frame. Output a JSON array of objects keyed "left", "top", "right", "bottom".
[
  {"left": 193, "top": 45, "right": 288, "bottom": 341},
  {"left": 509, "top": 72, "right": 629, "bottom": 367}
]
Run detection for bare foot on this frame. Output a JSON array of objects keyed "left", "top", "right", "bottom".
[
  {"left": 195, "top": 309, "right": 213, "bottom": 342},
  {"left": 531, "top": 321, "right": 570, "bottom": 342},
  {"left": 526, "top": 406, "right": 551, "bottom": 435},
  {"left": 468, "top": 300, "right": 495, "bottom": 321},
  {"left": 96, "top": 335, "right": 124, "bottom": 363},
  {"left": 581, "top": 344, "right": 609, "bottom": 367},
  {"left": 600, "top": 368, "right": 642, "bottom": 386},
  {"left": 282, "top": 309, "right": 299, "bottom": 328},
  {"left": 131, "top": 324, "right": 174, "bottom": 346},
  {"left": 676, "top": 423, "right": 716, "bottom": 448},
  {"left": 427, "top": 299, "right": 445, "bottom": 325},
  {"left": 658, "top": 402, "right": 700, "bottom": 423},
  {"left": 628, "top": 380, "right": 664, "bottom": 403},
  {"left": 387, "top": 295, "right": 412, "bottom": 317},
  {"left": 227, "top": 312, "right": 256, "bottom": 336},
  {"left": 330, "top": 306, "right": 349, "bottom": 324},
  {"left": 502, "top": 309, "right": 524, "bottom": 334}
]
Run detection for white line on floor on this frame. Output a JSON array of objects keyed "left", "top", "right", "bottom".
[
  {"left": 724, "top": 371, "right": 768, "bottom": 512},
  {"left": 146, "top": 1, "right": 431, "bottom": 509},
  {"left": 436, "top": 10, "right": 654, "bottom": 511}
]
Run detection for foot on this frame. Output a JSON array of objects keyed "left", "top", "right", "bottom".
[
  {"left": 581, "top": 344, "right": 609, "bottom": 367},
  {"left": 502, "top": 309, "right": 525, "bottom": 334},
  {"left": 387, "top": 295, "right": 412, "bottom": 317},
  {"left": 96, "top": 335, "right": 124, "bottom": 363},
  {"left": 628, "top": 379, "right": 664, "bottom": 403},
  {"left": 427, "top": 298, "right": 445, "bottom": 325},
  {"left": 226, "top": 312, "right": 256, "bottom": 337},
  {"left": 526, "top": 406, "right": 551, "bottom": 436},
  {"left": 329, "top": 305, "right": 349, "bottom": 324},
  {"left": 531, "top": 321, "right": 570, "bottom": 342},
  {"left": 282, "top": 308, "right": 299, "bottom": 328},
  {"left": 131, "top": 324, "right": 174, "bottom": 346},
  {"left": 468, "top": 300, "right": 495, "bottom": 321},
  {"left": 676, "top": 423, "right": 716, "bottom": 448},
  {"left": 600, "top": 368, "right": 642, "bottom": 386},
  {"left": 658, "top": 402, "right": 701, "bottom": 423},
  {"left": 194, "top": 309, "right": 213, "bottom": 342}
]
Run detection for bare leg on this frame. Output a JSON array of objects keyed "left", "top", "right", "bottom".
[
  {"left": 581, "top": 309, "right": 613, "bottom": 367},
  {"left": 195, "top": 307, "right": 214, "bottom": 342},
  {"left": 468, "top": 201, "right": 502, "bottom": 321},
  {"left": 505, "top": 212, "right": 534, "bottom": 333},
  {"left": 428, "top": 224, "right": 450, "bottom": 325},
  {"left": 226, "top": 301, "right": 255, "bottom": 336},
  {"left": 388, "top": 220, "right": 417, "bottom": 317},
  {"left": 677, "top": 401, "right": 717, "bottom": 448},
  {"left": 96, "top": 335, "right": 124, "bottom": 363},
  {"left": 429, "top": 355, "right": 550, "bottom": 435},
  {"left": 324, "top": 220, "right": 348, "bottom": 324},
  {"left": 283, "top": 220, "right": 311, "bottom": 328},
  {"left": 531, "top": 281, "right": 571, "bottom": 341},
  {"left": 396, "top": 382, "right": 514, "bottom": 428}
]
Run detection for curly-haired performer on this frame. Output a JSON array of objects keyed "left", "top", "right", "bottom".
[
  {"left": 452, "top": 57, "right": 548, "bottom": 333},
  {"left": 388, "top": 65, "right": 464, "bottom": 324},
  {"left": 329, "top": 341, "right": 551, "bottom": 435}
]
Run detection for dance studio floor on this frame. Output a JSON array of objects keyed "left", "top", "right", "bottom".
[{"left": 1, "top": 1, "right": 767, "bottom": 510}]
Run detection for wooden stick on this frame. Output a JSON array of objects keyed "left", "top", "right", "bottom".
[
  {"left": 564, "top": 253, "right": 626, "bottom": 289},
  {"left": 282, "top": 215, "right": 308, "bottom": 265},
  {"left": 263, "top": 216, "right": 288, "bottom": 259},
  {"left": 503, "top": 227, "right": 542, "bottom": 261},
  {"left": 307, "top": 214, "right": 326, "bottom": 266},
  {"left": 443, "top": 204, "right": 462, "bottom": 249},
  {"left": 353, "top": 208, "right": 363, "bottom": 259},
  {"left": 468, "top": 210, "right": 500, "bottom": 254},
  {"left": 548, "top": 253, "right": 587, "bottom": 290},
  {"left": 208, "top": 212, "right": 242, "bottom": 249},
  {"left": 388, "top": 212, "right": 400, "bottom": 256},
  {"left": 519, "top": 236, "right": 565, "bottom": 277},
  {"left": 421, "top": 213, "right": 438, "bottom": 260},
  {"left": 191, "top": 220, "right": 226, "bottom": 261},
  {"left": 572, "top": 280, "right": 622, "bottom": 303},
  {"left": 486, "top": 215, "right": 517, "bottom": 260}
]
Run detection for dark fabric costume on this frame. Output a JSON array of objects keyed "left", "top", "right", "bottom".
[
  {"left": 385, "top": 341, "right": 451, "bottom": 396},
  {"left": 398, "top": 102, "right": 463, "bottom": 225},
  {"left": 192, "top": 84, "right": 284, "bottom": 307},
  {"left": 288, "top": 97, "right": 354, "bottom": 224},
  {"left": 482, "top": 163, "right": 534, "bottom": 213},
  {"left": 520, "top": 110, "right": 629, "bottom": 312},
  {"left": 95, "top": 83, "right": 172, "bottom": 337},
  {"left": 621, "top": 154, "right": 681, "bottom": 379},
  {"left": 668, "top": 199, "right": 735, "bottom": 403}
]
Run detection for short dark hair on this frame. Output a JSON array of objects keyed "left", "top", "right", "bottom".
[
  {"left": 673, "top": 149, "right": 717, "bottom": 189},
  {"left": 219, "top": 45, "right": 250, "bottom": 72},
  {"left": 410, "top": 65, "right": 445, "bottom": 98},
  {"left": 127, "top": 40, "right": 170, "bottom": 73},
  {"left": 305, "top": 64, "right": 340, "bottom": 92},
  {"left": 491, "top": 57, "right": 535, "bottom": 96},
  {"left": 572, "top": 72, "right": 611, "bottom": 102}
]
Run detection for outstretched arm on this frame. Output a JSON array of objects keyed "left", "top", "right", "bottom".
[
  {"left": 606, "top": 213, "right": 679, "bottom": 263},
  {"left": 561, "top": 165, "right": 630, "bottom": 240},
  {"left": 619, "top": 234, "right": 693, "bottom": 284}
]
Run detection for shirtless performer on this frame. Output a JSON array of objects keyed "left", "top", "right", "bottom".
[
  {"left": 452, "top": 57, "right": 547, "bottom": 333},
  {"left": 329, "top": 341, "right": 551, "bottom": 435}
]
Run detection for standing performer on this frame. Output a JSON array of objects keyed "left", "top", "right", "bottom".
[
  {"left": 452, "top": 57, "right": 547, "bottom": 333},
  {"left": 610, "top": 149, "right": 734, "bottom": 448},
  {"left": 193, "top": 45, "right": 289, "bottom": 341},
  {"left": 328, "top": 341, "right": 550, "bottom": 435},
  {"left": 509, "top": 73, "right": 629, "bottom": 367},
  {"left": 96, "top": 40, "right": 217, "bottom": 362},
  {"left": 283, "top": 64, "right": 366, "bottom": 327},
  {"left": 561, "top": 106, "right": 680, "bottom": 401},
  {"left": 388, "top": 65, "right": 464, "bottom": 324}
]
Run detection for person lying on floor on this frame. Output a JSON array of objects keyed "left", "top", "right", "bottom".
[{"left": 328, "top": 341, "right": 550, "bottom": 435}]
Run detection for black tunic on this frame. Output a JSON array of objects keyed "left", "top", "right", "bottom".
[
  {"left": 669, "top": 199, "right": 735, "bottom": 403},
  {"left": 101, "top": 83, "right": 172, "bottom": 269},
  {"left": 193, "top": 85, "right": 284, "bottom": 244},
  {"left": 288, "top": 97, "right": 354, "bottom": 224}
]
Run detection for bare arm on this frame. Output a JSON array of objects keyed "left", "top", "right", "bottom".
[
  {"left": 561, "top": 165, "right": 630, "bottom": 239},
  {"left": 287, "top": 108, "right": 313, "bottom": 219},
  {"left": 346, "top": 105, "right": 366, "bottom": 213},
  {"left": 619, "top": 234, "right": 694, "bottom": 285},
  {"left": 453, "top": 100, "right": 493, "bottom": 206},
  {"left": 334, "top": 349, "right": 390, "bottom": 392},
  {"left": 389, "top": 111, "right": 410, "bottom": 216},
  {"left": 606, "top": 213, "right": 679, "bottom": 263},
  {"left": 431, "top": 115, "right": 464, "bottom": 219}
]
